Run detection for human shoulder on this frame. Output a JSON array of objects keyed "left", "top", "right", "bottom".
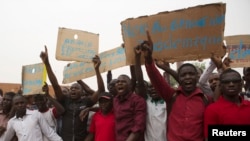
[{"left": 205, "top": 99, "right": 222, "bottom": 113}]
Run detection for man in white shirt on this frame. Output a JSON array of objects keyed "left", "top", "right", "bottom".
[
  {"left": 3, "top": 95, "right": 62, "bottom": 141},
  {"left": 144, "top": 82, "right": 167, "bottom": 141}
]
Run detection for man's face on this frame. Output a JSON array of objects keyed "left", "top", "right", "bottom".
[
  {"left": 13, "top": 96, "right": 27, "bottom": 113},
  {"left": 99, "top": 98, "right": 113, "bottom": 114},
  {"left": 178, "top": 66, "right": 198, "bottom": 94},
  {"left": 208, "top": 73, "right": 219, "bottom": 92},
  {"left": 220, "top": 72, "right": 242, "bottom": 97},
  {"left": 2, "top": 95, "right": 13, "bottom": 111},
  {"left": 147, "top": 83, "right": 160, "bottom": 100},
  {"left": 108, "top": 79, "right": 118, "bottom": 96},
  {"left": 34, "top": 96, "right": 47, "bottom": 111},
  {"left": 62, "top": 87, "right": 69, "bottom": 96},
  {"left": 69, "top": 83, "right": 82, "bottom": 100},
  {"left": 115, "top": 76, "right": 131, "bottom": 96}
]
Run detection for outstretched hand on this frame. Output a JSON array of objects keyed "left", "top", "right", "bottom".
[
  {"left": 42, "top": 82, "right": 49, "bottom": 95},
  {"left": 136, "top": 30, "right": 154, "bottom": 64},
  {"left": 134, "top": 45, "right": 142, "bottom": 58},
  {"left": 211, "top": 52, "right": 223, "bottom": 69},
  {"left": 40, "top": 45, "right": 49, "bottom": 63},
  {"left": 141, "top": 30, "right": 153, "bottom": 61},
  {"left": 92, "top": 55, "right": 101, "bottom": 69},
  {"left": 79, "top": 108, "right": 90, "bottom": 121},
  {"left": 211, "top": 52, "right": 232, "bottom": 71},
  {"left": 155, "top": 59, "right": 170, "bottom": 70}
]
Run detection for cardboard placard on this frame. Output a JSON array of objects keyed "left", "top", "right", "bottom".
[
  {"left": 99, "top": 46, "right": 127, "bottom": 72},
  {"left": 22, "top": 63, "right": 47, "bottom": 95},
  {"left": 121, "top": 3, "right": 226, "bottom": 64},
  {"left": 63, "top": 46, "right": 127, "bottom": 83},
  {"left": 63, "top": 62, "right": 93, "bottom": 84},
  {"left": 56, "top": 27, "right": 99, "bottom": 62},
  {"left": 224, "top": 35, "right": 250, "bottom": 68}
]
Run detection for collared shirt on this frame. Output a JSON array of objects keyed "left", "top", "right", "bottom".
[
  {"left": 145, "top": 96, "right": 167, "bottom": 141},
  {"left": 4, "top": 109, "right": 62, "bottom": 141},
  {"left": 60, "top": 97, "right": 94, "bottom": 141},
  {"left": 39, "top": 108, "right": 58, "bottom": 141},
  {"left": 89, "top": 110, "right": 115, "bottom": 141},
  {"left": 204, "top": 96, "right": 250, "bottom": 137},
  {"left": 146, "top": 62, "right": 208, "bottom": 141},
  {"left": 113, "top": 92, "right": 146, "bottom": 141}
]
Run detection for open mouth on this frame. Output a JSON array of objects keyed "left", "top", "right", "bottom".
[
  {"left": 70, "top": 92, "right": 77, "bottom": 97},
  {"left": 150, "top": 90, "right": 157, "bottom": 97},
  {"left": 184, "top": 81, "right": 193, "bottom": 88},
  {"left": 117, "top": 87, "right": 124, "bottom": 92}
]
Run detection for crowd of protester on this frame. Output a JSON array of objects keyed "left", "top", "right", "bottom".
[{"left": 0, "top": 31, "right": 250, "bottom": 141}]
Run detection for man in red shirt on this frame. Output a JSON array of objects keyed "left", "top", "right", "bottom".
[
  {"left": 204, "top": 68, "right": 250, "bottom": 140},
  {"left": 85, "top": 92, "right": 115, "bottom": 141},
  {"left": 114, "top": 74, "right": 147, "bottom": 141},
  {"left": 141, "top": 31, "right": 211, "bottom": 141}
]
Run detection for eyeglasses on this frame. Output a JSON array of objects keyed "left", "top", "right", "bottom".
[{"left": 220, "top": 79, "right": 242, "bottom": 84}]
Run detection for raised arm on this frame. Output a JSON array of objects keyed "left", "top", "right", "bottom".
[
  {"left": 133, "top": 45, "right": 147, "bottom": 99},
  {"left": 77, "top": 80, "right": 95, "bottom": 96},
  {"left": 198, "top": 58, "right": 216, "bottom": 97},
  {"left": 130, "top": 65, "right": 136, "bottom": 92},
  {"left": 141, "top": 31, "right": 175, "bottom": 102},
  {"left": 210, "top": 53, "right": 232, "bottom": 101},
  {"left": 42, "top": 82, "right": 65, "bottom": 116},
  {"left": 155, "top": 60, "right": 179, "bottom": 84},
  {"left": 40, "top": 46, "right": 64, "bottom": 101},
  {"left": 89, "top": 55, "right": 105, "bottom": 104},
  {"left": 107, "top": 70, "right": 112, "bottom": 84}
]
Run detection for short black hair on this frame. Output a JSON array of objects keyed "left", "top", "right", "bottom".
[
  {"left": 4, "top": 92, "right": 16, "bottom": 98},
  {"left": 33, "top": 94, "right": 46, "bottom": 101},
  {"left": 177, "top": 63, "right": 198, "bottom": 75},
  {"left": 12, "top": 94, "right": 27, "bottom": 103},
  {"left": 219, "top": 68, "right": 241, "bottom": 81},
  {"left": 119, "top": 74, "right": 131, "bottom": 80}
]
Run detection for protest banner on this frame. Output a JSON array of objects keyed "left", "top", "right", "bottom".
[
  {"left": 224, "top": 35, "right": 250, "bottom": 68},
  {"left": 22, "top": 63, "right": 47, "bottom": 95},
  {"left": 121, "top": 3, "right": 226, "bottom": 64},
  {"left": 56, "top": 27, "right": 99, "bottom": 62},
  {"left": 62, "top": 46, "right": 126, "bottom": 83}
]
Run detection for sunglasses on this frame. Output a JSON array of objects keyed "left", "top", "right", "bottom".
[{"left": 220, "top": 79, "right": 242, "bottom": 84}]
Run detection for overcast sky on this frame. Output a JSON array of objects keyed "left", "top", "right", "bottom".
[{"left": 1, "top": 0, "right": 249, "bottom": 90}]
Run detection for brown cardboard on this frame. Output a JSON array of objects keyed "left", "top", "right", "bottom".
[
  {"left": 62, "top": 46, "right": 127, "bottom": 83},
  {"left": 62, "top": 62, "right": 93, "bottom": 84},
  {"left": 56, "top": 27, "right": 99, "bottom": 62},
  {"left": 224, "top": 35, "right": 250, "bottom": 68},
  {"left": 22, "top": 63, "right": 47, "bottom": 95},
  {"left": 98, "top": 46, "right": 127, "bottom": 72},
  {"left": 121, "top": 3, "right": 226, "bottom": 65}
]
